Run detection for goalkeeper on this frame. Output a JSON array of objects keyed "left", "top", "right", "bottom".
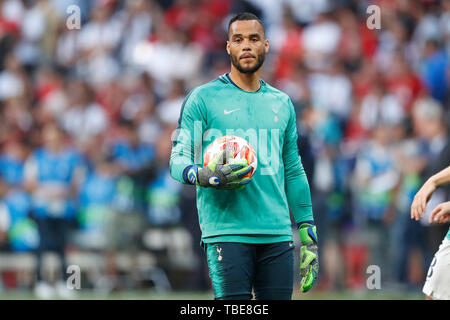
[{"left": 170, "top": 12, "right": 318, "bottom": 300}]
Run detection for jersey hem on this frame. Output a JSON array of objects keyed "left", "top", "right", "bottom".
[{"left": 201, "top": 234, "right": 293, "bottom": 244}]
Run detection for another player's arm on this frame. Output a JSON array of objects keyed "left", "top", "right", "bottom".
[
  {"left": 283, "top": 98, "right": 318, "bottom": 292},
  {"left": 429, "top": 201, "right": 450, "bottom": 224},
  {"left": 169, "top": 90, "right": 251, "bottom": 189},
  {"left": 411, "top": 165, "right": 450, "bottom": 221}
]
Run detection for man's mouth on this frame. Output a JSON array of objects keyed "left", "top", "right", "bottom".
[{"left": 240, "top": 54, "right": 254, "bottom": 60}]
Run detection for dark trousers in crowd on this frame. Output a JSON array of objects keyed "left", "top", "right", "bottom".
[
  {"left": 35, "top": 217, "right": 72, "bottom": 283},
  {"left": 398, "top": 215, "right": 427, "bottom": 284},
  {"left": 365, "top": 219, "right": 390, "bottom": 282},
  {"left": 424, "top": 223, "right": 450, "bottom": 258}
]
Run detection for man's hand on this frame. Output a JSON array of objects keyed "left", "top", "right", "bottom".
[
  {"left": 411, "top": 178, "right": 437, "bottom": 221},
  {"left": 298, "top": 223, "right": 319, "bottom": 293},
  {"left": 186, "top": 147, "right": 252, "bottom": 189},
  {"left": 429, "top": 201, "right": 450, "bottom": 224}
]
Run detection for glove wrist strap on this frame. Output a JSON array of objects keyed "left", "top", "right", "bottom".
[
  {"left": 182, "top": 165, "right": 199, "bottom": 185},
  {"left": 298, "top": 224, "right": 317, "bottom": 244}
]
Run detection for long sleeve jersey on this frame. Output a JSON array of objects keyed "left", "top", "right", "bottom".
[{"left": 170, "top": 73, "right": 313, "bottom": 244}]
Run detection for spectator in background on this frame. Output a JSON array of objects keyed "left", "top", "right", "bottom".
[
  {"left": 119, "top": 0, "right": 154, "bottom": 66},
  {"left": 301, "top": 105, "right": 347, "bottom": 290},
  {"left": 101, "top": 120, "right": 156, "bottom": 285},
  {"left": 287, "top": 0, "right": 330, "bottom": 26},
  {"left": 393, "top": 136, "right": 429, "bottom": 288},
  {"left": 311, "top": 143, "right": 350, "bottom": 291},
  {"left": 359, "top": 81, "right": 405, "bottom": 132},
  {"left": 34, "top": 67, "right": 68, "bottom": 120},
  {"left": 0, "top": 54, "right": 27, "bottom": 101},
  {"left": 156, "top": 79, "right": 186, "bottom": 126},
  {"left": 2, "top": 98, "right": 34, "bottom": 134},
  {"left": 73, "top": 152, "right": 119, "bottom": 292},
  {"left": 270, "top": 7, "right": 303, "bottom": 82},
  {"left": 0, "top": 137, "right": 38, "bottom": 253},
  {"left": 75, "top": 154, "right": 118, "bottom": 251},
  {"left": 412, "top": 97, "right": 450, "bottom": 261},
  {"left": 0, "top": 1, "right": 20, "bottom": 69},
  {"left": 60, "top": 80, "right": 108, "bottom": 152},
  {"left": 24, "top": 123, "right": 85, "bottom": 299},
  {"left": 146, "top": 125, "right": 204, "bottom": 290},
  {"left": 117, "top": 72, "right": 161, "bottom": 146},
  {"left": 441, "top": 0, "right": 450, "bottom": 56},
  {"left": 14, "top": 0, "right": 47, "bottom": 68},
  {"left": 301, "top": 10, "right": 341, "bottom": 71},
  {"left": 140, "top": 24, "right": 203, "bottom": 95},
  {"left": 110, "top": 120, "right": 155, "bottom": 173},
  {"left": 307, "top": 61, "right": 353, "bottom": 125},
  {"left": 420, "top": 39, "right": 448, "bottom": 105},
  {"left": 383, "top": 52, "right": 422, "bottom": 114},
  {"left": 353, "top": 122, "right": 399, "bottom": 284},
  {"left": 146, "top": 126, "right": 181, "bottom": 226},
  {"left": 76, "top": 0, "right": 122, "bottom": 85}
]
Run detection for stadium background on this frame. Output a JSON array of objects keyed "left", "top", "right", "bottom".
[{"left": 0, "top": 0, "right": 448, "bottom": 299}]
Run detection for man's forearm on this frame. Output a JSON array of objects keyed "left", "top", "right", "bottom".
[
  {"left": 169, "top": 131, "right": 199, "bottom": 185},
  {"left": 285, "top": 166, "right": 314, "bottom": 224},
  {"left": 170, "top": 157, "right": 195, "bottom": 185},
  {"left": 429, "top": 166, "right": 450, "bottom": 188}
]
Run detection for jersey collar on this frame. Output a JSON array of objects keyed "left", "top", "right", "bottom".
[{"left": 222, "top": 73, "right": 266, "bottom": 93}]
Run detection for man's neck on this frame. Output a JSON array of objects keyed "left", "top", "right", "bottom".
[
  {"left": 228, "top": 68, "right": 261, "bottom": 92},
  {"left": 48, "top": 145, "right": 63, "bottom": 154}
]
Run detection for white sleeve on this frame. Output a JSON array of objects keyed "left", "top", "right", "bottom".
[
  {"left": 23, "top": 155, "right": 38, "bottom": 185},
  {"left": 0, "top": 203, "right": 11, "bottom": 232}
]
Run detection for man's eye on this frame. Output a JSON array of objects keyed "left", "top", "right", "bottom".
[
  {"left": 235, "top": 38, "right": 242, "bottom": 43},
  {"left": 251, "top": 38, "right": 258, "bottom": 42}
]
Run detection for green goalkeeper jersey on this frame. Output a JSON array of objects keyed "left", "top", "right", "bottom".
[{"left": 170, "top": 73, "right": 313, "bottom": 244}]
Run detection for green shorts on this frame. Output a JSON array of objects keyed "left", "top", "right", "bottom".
[{"left": 204, "top": 241, "right": 295, "bottom": 300}]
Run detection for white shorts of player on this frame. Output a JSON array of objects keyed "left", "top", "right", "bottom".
[{"left": 423, "top": 237, "right": 450, "bottom": 300}]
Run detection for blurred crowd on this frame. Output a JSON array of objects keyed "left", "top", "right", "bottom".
[{"left": 0, "top": 0, "right": 449, "bottom": 297}]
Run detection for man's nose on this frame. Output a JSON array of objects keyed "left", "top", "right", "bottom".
[{"left": 242, "top": 39, "right": 251, "bottom": 50}]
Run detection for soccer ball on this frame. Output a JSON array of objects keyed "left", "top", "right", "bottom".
[{"left": 203, "top": 135, "right": 257, "bottom": 178}]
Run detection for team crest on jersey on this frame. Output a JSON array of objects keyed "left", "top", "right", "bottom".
[{"left": 216, "top": 245, "right": 223, "bottom": 261}]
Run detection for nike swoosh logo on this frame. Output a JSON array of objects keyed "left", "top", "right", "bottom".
[{"left": 224, "top": 108, "right": 240, "bottom": 115}]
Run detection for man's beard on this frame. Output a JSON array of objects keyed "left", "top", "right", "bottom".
[{"left": 231, "top": 51, "right": 265, "bottom": 74}]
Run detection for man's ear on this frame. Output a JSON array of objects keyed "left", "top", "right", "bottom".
[
  {"left": 264, "top": 39, "right": 269, "bottom": 54},
  {"left": 226, "top": 40, "right": 230, "bottom": 55}
]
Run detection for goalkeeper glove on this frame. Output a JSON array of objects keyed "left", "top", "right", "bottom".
[
  {"left": 298, "top": 222, "right": 319, "bottom": 292},
  {"left": 183, "top": 148, "right": 252, "bottom": 189}
]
